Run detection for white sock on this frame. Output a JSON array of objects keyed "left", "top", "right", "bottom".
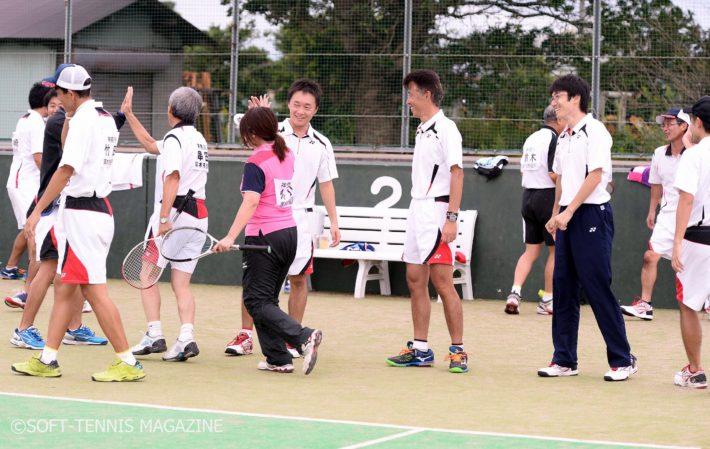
[
  {"left": 511, "top": 285, "right": 522, "bottom": 295},
  {"left": 117, "top": 351, "right": 137, "bottom": 366},
  {"left": 147, "top": 321, "right": 162, "bottom": 338},
  {"left": 240, "top": 328, "right": 253, "bottom": 337},
  {"left": 178, "top": 323, "right": 194, "bottom": 342},
  {"left": 412, "top": 340, "right": 428, "bottom": 351},
  {"left": 542, "top": 292, "right": 553, "bottom": 302},
  {"left": 40, "top": 347, "right": 58, "bottom": 364}
]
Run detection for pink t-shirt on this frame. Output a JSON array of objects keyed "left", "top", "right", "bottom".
[{"left": 241, "top": 143, "right": 296, "bottom": 236}]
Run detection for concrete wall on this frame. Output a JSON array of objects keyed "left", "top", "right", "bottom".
[{"left": 0, "top": 154, "right": 678, "bottom": 308}]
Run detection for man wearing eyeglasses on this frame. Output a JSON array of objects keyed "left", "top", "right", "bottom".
[{"left": 621, "top": 108, "right": 689, "bottom": 321}]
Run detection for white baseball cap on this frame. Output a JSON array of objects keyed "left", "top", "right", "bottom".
[{"left": 56, "top": 64, "right": 92, "bottom": 91}]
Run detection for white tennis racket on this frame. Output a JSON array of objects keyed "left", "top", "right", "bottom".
[
  {"left": 121, "top": 189, "right": 195, "bottom": 289},
  {"left": 160, "top": 226, "right": 271, "bottom": 262}
]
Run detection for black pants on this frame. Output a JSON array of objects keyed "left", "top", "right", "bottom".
[
  {"left": 552, "top": 203, "right": 632, "bottom": 369},
  {"left": 243, "top": 227, "right": 312, "bottom": 366}
]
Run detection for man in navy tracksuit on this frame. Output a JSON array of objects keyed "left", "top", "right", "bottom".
[{"left": 538, "top": 74, "right": 637, "bottom": 381}]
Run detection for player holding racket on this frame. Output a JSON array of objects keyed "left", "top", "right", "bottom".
[
  {"left": 121, "top": 86, "right": 209, "bottom": 362},
  {"left": 214, "top": 107, "right": 322, "bottom": 375}
]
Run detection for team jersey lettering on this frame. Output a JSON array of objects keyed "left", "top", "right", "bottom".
[
  {"left": 521, "top": 144, "right": 540, "bottom": 171},
  {"left": 274, "top": 178, "right": 294, "bottom": 208},
  {"left": 103, "top": 132, "right": 119, "bottom": 166},
  {"left": 195, "top": 142, "right": 209, "bottom": 171}
]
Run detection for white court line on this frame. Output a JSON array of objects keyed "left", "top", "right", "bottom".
[
  {"left": 0, "top": 391, "right": 699, "bottom": 449},
  {"left": 338, "top": 429, "right": 424, "bottom": 449}
]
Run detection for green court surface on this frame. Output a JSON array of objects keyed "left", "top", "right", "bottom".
[{"left": 0, "top": 393, "right": 696, "bottom": 449}]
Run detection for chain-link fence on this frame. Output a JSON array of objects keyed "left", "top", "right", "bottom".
[{"left": 1, "top": 0, "right": 708, "bottom": 153}]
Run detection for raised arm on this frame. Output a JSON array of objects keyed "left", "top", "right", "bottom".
[{"left": 121, "top": 87, "right": 159, "bottom": 155}]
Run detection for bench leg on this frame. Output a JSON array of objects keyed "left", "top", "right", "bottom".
[
  {"left": 354, "top": 260, "right": 372, "bottom": 299},
  {"left": 460, "top": 266, "right": 474, "bottom": 300}
]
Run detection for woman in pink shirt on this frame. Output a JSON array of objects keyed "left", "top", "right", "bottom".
[{"left": 214, "top": 107, "right": 322, "bottom": 375}]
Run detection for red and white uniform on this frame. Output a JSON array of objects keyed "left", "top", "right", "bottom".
[
  {"left": 673, "top": 136, "right": 710, "bottom": 311},
  {"left": 56, "top": 100, "right": 118, "bottom": 284},
  {"left": 6, "top": 109, "right": 44, "bottom": 228},
  {"left": 278, "top": 119, "right": 338, "bottom": 275},
  {"left": 404, "top": 110, "right": 462, "bottom": 265},
  {"left": 648, "top": 144, "right": 684, "bottom": 258},
  {"left": 146, "top": 124, "right": 209, "bottom": 274}
]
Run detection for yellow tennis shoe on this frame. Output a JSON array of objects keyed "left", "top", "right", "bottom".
[
  {"left": 11, "top": 354, "right": 62, "bottom": 377},
  {"left": 92, "top": 359, "right": 145, "bottom": 382}
]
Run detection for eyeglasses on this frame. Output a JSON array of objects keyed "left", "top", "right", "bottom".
[
  {"left": 550, "top": 92, "right": 567, "bottom": 102},
  {"left": 660, "top": 121, "right": 680, "bottom": 128}
]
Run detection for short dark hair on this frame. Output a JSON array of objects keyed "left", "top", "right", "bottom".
[
  {"left": 287, "top": 79, "right": 322, "bottom": 108},
  {"left": 403, "top": 70, "right": 444, "bottom": 106},
  {"left": 240, "top": 107, "right": 289, "bottom": 161},
  {"left": 549, "top": 74, "right": 590, "bottom": 113},
  {"left": 29, "top": 83, "right": 52, "bottom": 109},
  {"left": 43, "top": 89, "right": 58, "bottom": 107},
  {"left": 56, "top": 86, "right": 91, "bottom": 98}
]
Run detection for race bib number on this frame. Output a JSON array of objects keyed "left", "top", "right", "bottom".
[
  {"left": 194, "top": 142, "right": 209, "bottom": 171},
  {"left": 521, "top": 145, "right": 541, "bottom": 171},
  {"left": 274, "top": 178, "right": 294, "bottom": 208},
  {"left": 103, "top": 131, "right": 119, "bottom": 167}
]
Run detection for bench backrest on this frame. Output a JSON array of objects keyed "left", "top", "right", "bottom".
[{"left": 318, "top": 206, "right": 477, "bottom": 263}]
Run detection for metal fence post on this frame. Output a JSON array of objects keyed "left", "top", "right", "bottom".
[
  {"left": 591, "top": 0, "right": 601, "bottom": 118},
  {"left": 64, "top": 0, "right": 72, "bottom": 63},
  {"left": 228, "top": 0, "right": 240, "bottom": 144},
  {"left": 400, "top": 0, "right": 412, "bottom": 148}
]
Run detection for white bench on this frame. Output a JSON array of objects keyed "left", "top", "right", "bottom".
[{"left": 312, "top": 206, "right": 477, "bottom": 300}]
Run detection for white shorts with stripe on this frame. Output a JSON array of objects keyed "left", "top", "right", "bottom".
[
  {"left": 146, "top": 208, "right": 208, "bottom": 275},
  {"left": 7, "top": 186, "right": 35, "bottom": 229},
  {"left": 403, "top": 198, "right": 453, "bottom": 265},
  {"left": 649, "top": 211, "right": 674, "bottom": 259},
  {"left": 675, "top": 239, "right": 710, "bottom": 311},
  {"left": 288, "top": 208, "right": 316, "bottom": 276},
  {"left": 57, "top": 197, "right": 114, "bottom": 284},
  {"left": 34, "top": 204, "right": 58, "bottom": 262}
]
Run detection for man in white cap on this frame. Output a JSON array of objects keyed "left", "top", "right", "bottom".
[
  {"left": 621, "top": 107, "right": 690, "bottom": 321},
  {"left": 12, "top": 64, "right": 144, "bottom": 382}
]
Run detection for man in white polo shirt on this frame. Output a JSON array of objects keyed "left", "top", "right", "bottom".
[
  {"left": 621, "top": 107, "right": 689, "bottom": 321},
  {"left": 670, "top": 96, "right": 710, "bottom": 389},
  {"left": 225, "top": 79, "right": 341, "bottom": 358},
  {"left": 539, "top": 74, "right": 636, "bottom": 382},
  {"left": 3, "top": 82, "right": 52, "bottom": 281},
  {"left": 506, "top": 105, "right": 564, "bottom": 315},
  {"left": 385, "top": 69, "right": 468, "bottom": 374},
  {"left": 12, "top": 64, "right": 144, "bottom": 382}
]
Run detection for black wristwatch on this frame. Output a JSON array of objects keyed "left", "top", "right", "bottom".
[{"left": 446, "top": 211, "right": 458, "bottom": 222}]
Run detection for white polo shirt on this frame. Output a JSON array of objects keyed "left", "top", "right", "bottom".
[
  {"left": 521, "top": 126, "right": 557, "bottom": 189},
  {"left": 674, "top": 136, "right": 710, "bottom": 227},
  {"left": 6, "top": 109, "right": 44, "bottom": 190},
  {"left": 161, "top": 124, "right": 209, "bottom": 200},
  {"left": 411, "top": 109, "right": 463, "bottom": 200},
  {"left": 553, "top": 113, "right": 612, "bottom": 206},
  {"left": 278, "top": 119, "right": 338, "bottom": 209},
  {"left": 648, "top": 144, "right": 684, "bottom": 214},
  {"left": 60, "top": 100, "right": 118, "bottom": 198}
]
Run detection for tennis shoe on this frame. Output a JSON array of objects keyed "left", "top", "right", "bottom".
[
  {"left": 604, "top": 354, "right": 638, "bottom": 381},
  {"left": 62, "top": 325, "right": 108, "bottom": 345},
  {"left": 446, "top": 346, "right": 469, "bottom": 373},
  {"left": 0, "top": 266, "right": 22, "bottom": 280},
  {"left": 82, "top": 300, "right": 92, "bottom": 313},
  {"left": 537, "top": 299, "right": 553, "bottom": 315},
  {"left": 224, "top": 332, "right": 253, "bottom": 355},
  {"left": 386, "top": 341, "right": 434, "bottom": 367},
  {"left": 11, "top": 326, "right": 45, "bottom": 349},
  {"left": 257, "top": 361, "right": 294, "bottom": 373},
  {"left": 621, "top": 298, "right": 653, "bottom": 321},
  {"left": 301, "top": 329, "right": 322, "bottom": 375},
  {"left": 4, "top": 291, "right": 27, "bottom": 309},
  {"left": 131, "top": 333, "right": 167, "bottom": 355},
  {"left": 505, "top": 292, "right": 521, "bottom": 314},
  {"left": 11, "top": 354, "right": 61, "bottom": 377},
  {"left": 286, "top": 343, "right": 300, "bottom": 358},
  {"left": 163, "top": 339, "right": 200, "bottom": 362},
  {"left": 674, "top": 365, "right": 707, "bottom": 389},
  {"left": 92, "top": 359, "right": 145, "bottom": 382},
  {"left": 538, "top": 363, "right": 578, "bottom": 377}
]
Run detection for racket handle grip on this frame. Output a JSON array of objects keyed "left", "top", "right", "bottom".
[{"left": 234, "top": 244, "right": 271, "bottom": 253}]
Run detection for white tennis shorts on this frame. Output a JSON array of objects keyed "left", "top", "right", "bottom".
[
  {"left": 288, "top": 208, "right": 316, "bottom": 276},
  {"left": 57, "top": 198, "right": 114, "bottom": 284},
  {"left": 403, "top": 198, "right": 453, "bottom": 265},
  {"left": 7, "top": 186, "right": 35, "bottom": 229},
  {"left": 649, "top": 211, "right": 674, "bottom": 260},
  {"left": 675, "top": 239, "right": 710, "bottom": 311},
  {"left": 146, "top": 208, "right": 208, "bottom": 275},
  {"left": 35, "top": 204, "right": 59, "bottom": 262}
]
